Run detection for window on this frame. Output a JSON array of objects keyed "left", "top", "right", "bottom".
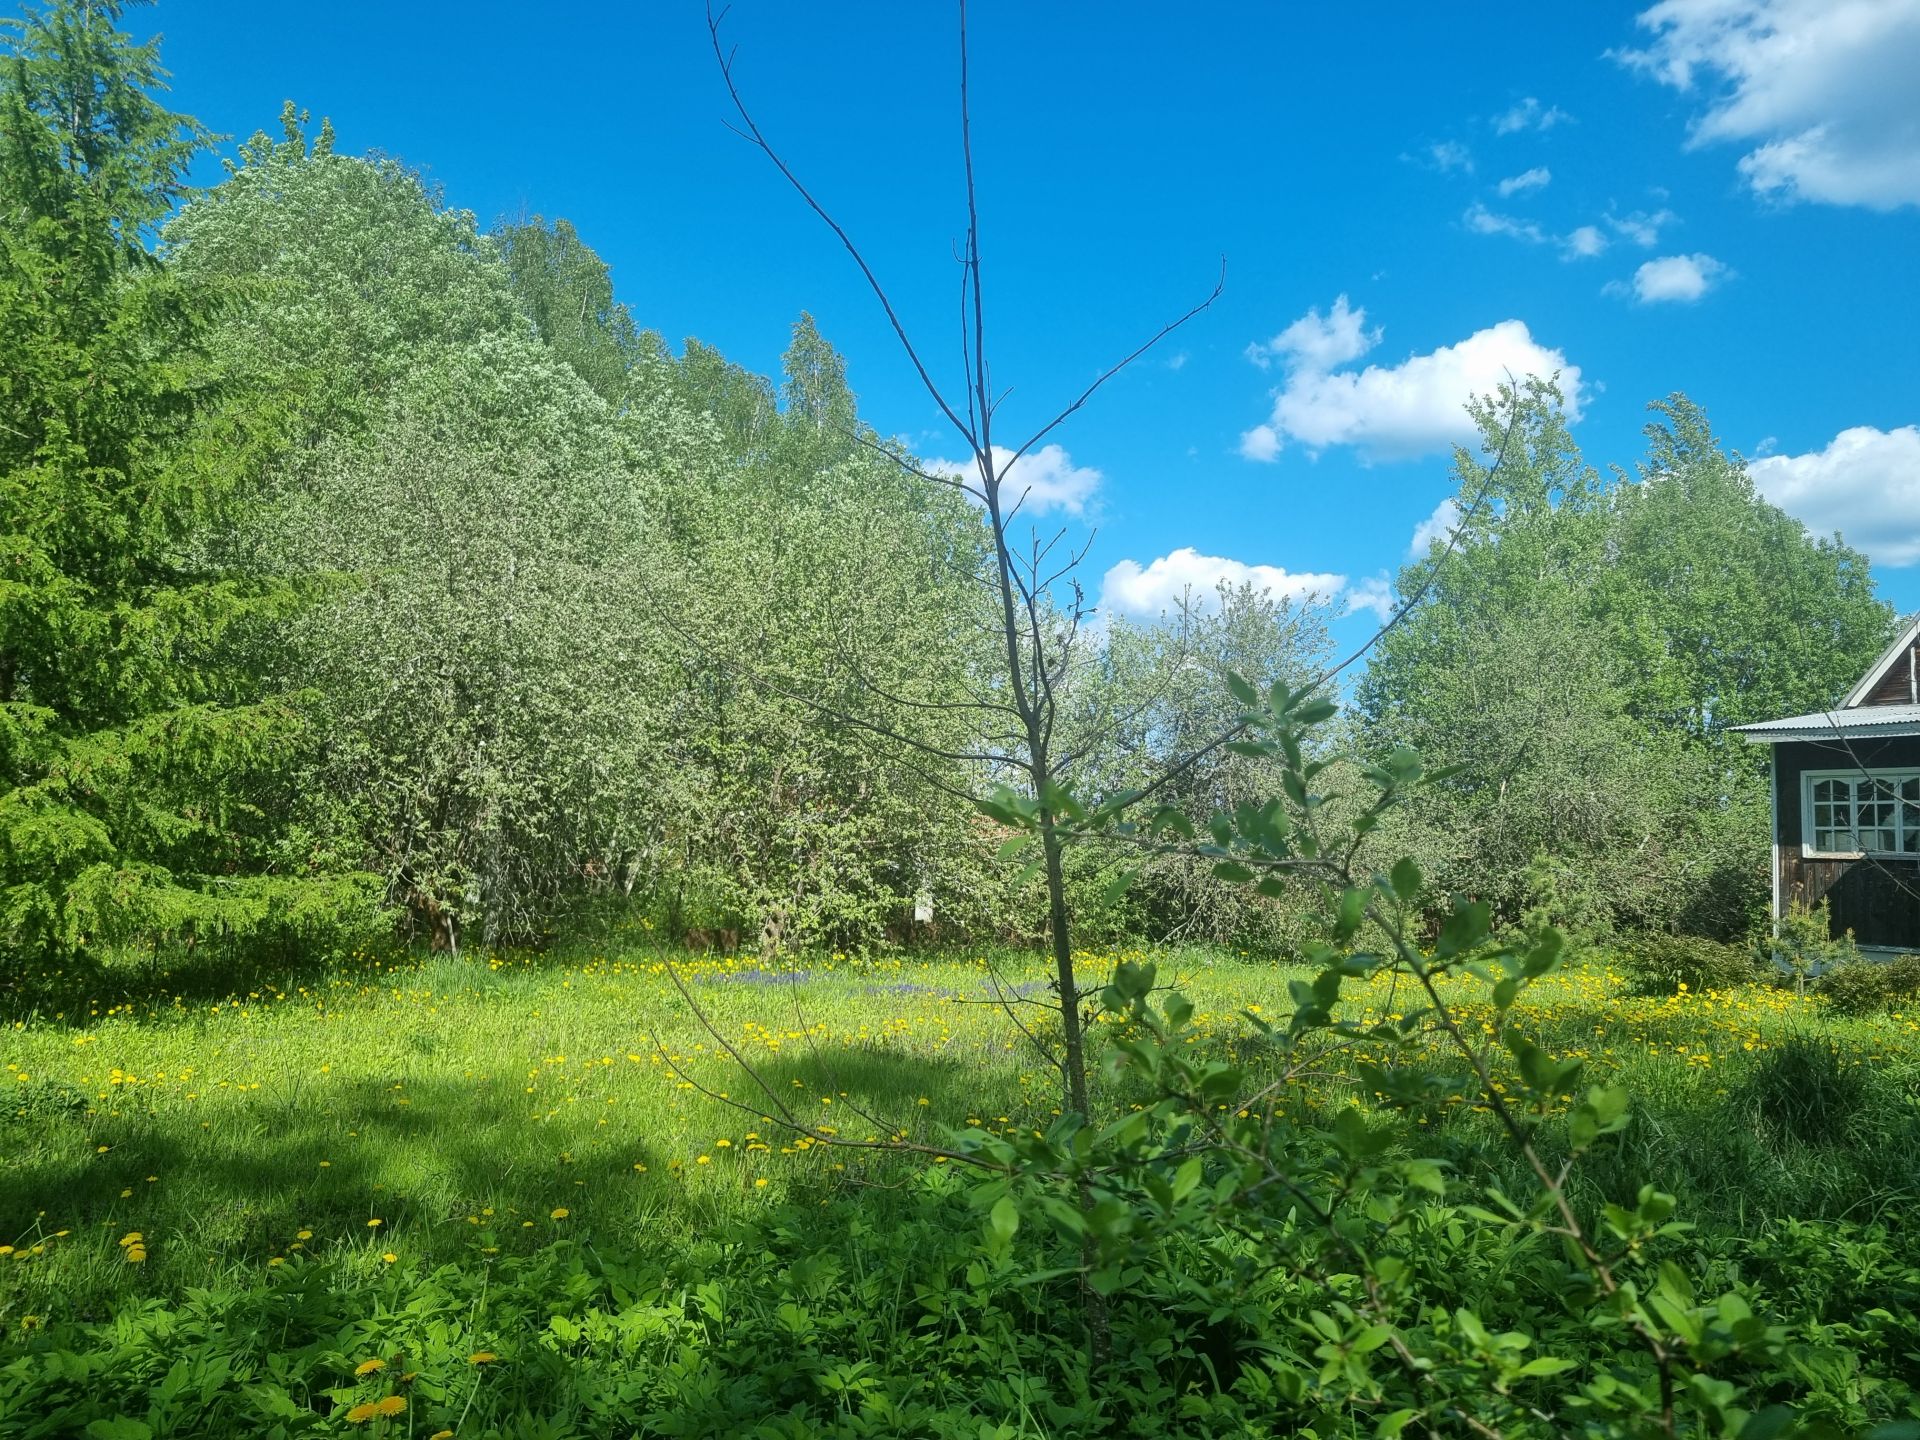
[{"left": 1805, "top": 770, "right": 1920, "bottom": 857}]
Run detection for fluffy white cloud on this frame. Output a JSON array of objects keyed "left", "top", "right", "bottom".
[
  {"left": 1410, "top": 498, "right": 1463, "bottom": 554},
  {"left": 1750, "top": 425, "right": 1920, "bottom": 564},
  {"left": 1494, "top": 97, "right": 1572, "bottom": 134},
  {"left": 921, "top": 442, "right": 1101, "bottom": 516},
  {"left": 1618, "top": 0, "right": 1920, "bottom": 209},
  {"left": 1246, "top": 294, "right": 1379, "bottom": 372},
  {"left": 1240, "top": 302, "right": 1586, "bottom": 463},
  {"left": 1616, "top": 252, "right": 1730, "bottom": 302},
  {"left": 1426, "top": 140, "right": 1474, "bottom": 173},
  {"left": 1345, "top": 576, "right": 1397, "bottom": 624},
  {"left": 1099, "top": 548, "right": 1349, "bottom": 621},
  {"left": 1498, "top": 166, "right": 1553, "bottom": 196}
]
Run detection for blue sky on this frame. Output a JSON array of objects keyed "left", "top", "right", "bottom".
[{"left": 147, "top": 0, "right": 1920, "bottom": 636}]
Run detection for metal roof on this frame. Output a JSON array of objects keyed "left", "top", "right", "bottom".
[{"left": 1733, "top": 703, "right": 1920, "bottom": 743}]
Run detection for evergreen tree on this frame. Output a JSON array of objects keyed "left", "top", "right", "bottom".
[{"left": 0, "top": 0, "right": 370, "bottom": 964}]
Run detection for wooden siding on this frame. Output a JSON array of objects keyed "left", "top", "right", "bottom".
[
  {"left": 1861, "top": 641, "right": 1918, "bottom": 706},
  {"left": 1774, "top": 736, "right": 1920, "bottom": 950}
]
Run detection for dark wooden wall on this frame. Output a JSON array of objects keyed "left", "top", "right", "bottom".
[
  {"left": 1774, "top": 736, "right": 1920, "bottom": 949},
  {"left": 1861, "top": 644, "right": 1918, "bottom": 706}
]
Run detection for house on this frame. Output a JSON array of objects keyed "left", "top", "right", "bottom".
[{"left": 1733, "top": 616, "right": 1920, "bottom": 952}]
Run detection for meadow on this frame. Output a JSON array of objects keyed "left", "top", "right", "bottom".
[{"left": 3, "top": 940, "right": 1918, "bottom": 1437}]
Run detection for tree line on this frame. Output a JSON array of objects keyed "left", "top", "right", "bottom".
[{"left": 0, "top": 0, "right": 1895, "bottom": 976}]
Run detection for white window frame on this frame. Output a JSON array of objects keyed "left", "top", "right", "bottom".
[{"left": 1801, "top": 767, "right": 1920, "bottom": 859}]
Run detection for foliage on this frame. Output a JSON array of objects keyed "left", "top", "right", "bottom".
[
  {"left": 1818, "top": 953, "right": 1920, "bottom": 1016},
  {"left": 1360, "top": 384, "right": 1895, "bottom": 940},
  {"left": 0, "top": 0, "right": 374, "bottom": 968},
  {"left": 1619, "top": 933, "right": 1765, "bottom": 997},
  {"left": 1776, "top": 900, "right": 1860, "bottom": 991}
]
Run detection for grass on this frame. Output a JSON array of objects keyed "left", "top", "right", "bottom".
[
  {"left": 2, "top": 937, "right": 1918, "bottom": 1435},
  {"left": 6, "top": 938, "right": 1917, "bottom": 1315}
]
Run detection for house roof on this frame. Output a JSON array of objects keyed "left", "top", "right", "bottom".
[
  {"left": 1733, "top": 703, "right": 1920, "bottom": 744},
  {"left": 1844, "top": 613, "right": 1920, "bottom": 708}
]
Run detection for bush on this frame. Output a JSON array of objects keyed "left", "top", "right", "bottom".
[
  {"left": 1820, "top": 954, "right": 1920, "bottom": 1015},
  {"left": 1619, "top": 932, "right": 1762, "bottom": 995}
]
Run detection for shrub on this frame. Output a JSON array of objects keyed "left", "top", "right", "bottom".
[
  {"left": 1820, "top": 954, "right": 1920, "bottom": 1015},
  {"left": 1619, "top": 932, "right": 1762, "bottom": 995}
]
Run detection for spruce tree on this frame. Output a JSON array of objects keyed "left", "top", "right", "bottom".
[{"left": 0, "top": 0, "right": 370, "bottom": 965}]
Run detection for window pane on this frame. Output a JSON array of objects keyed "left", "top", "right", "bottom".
[
  {"left": 1903, "top": 777, "right": 1920, "bottom": 803},
  {"left": 1813, "top": 778, "right": 1842, "bottom": 804}
]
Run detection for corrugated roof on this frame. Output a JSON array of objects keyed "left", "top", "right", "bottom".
[{"left": 1733, "top": 703, "right": 1920, "bottom": 742}]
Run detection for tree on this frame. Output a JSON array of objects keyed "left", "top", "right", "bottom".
[
  {"left": 495, "top": 213, "right": 647, "bottom": 407},
  {"left": 0, "top": 0, "right": 372, "bottom": 966},
  {"left": 1361, "top": 385, "right": 1895, "bottom": 937}
]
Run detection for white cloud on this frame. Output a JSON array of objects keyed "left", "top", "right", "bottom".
[
  {"left": 1494, "top": 97, "right": 1572, "bottom": 134},
  {"left": 1241, "top": 303, "right": 1586, "bottom": 463},
  {"left": 1617, "top": 0, "right": 1920, "bottom": 209},
  {"left": 1563, "top": 224, "right": 1608, "bottom": 258},
  {"left": 1497, "top": 166, "right": 1553, "bottom": 196},
  {"left": 1246, "top": 294, "right": 1379, "bottom": 372},
  {"left": 1427, "top": 140, "right": 1475, "bottom": 173},
  {"left": 1463, "top": 203, "right": 1546, "bottom": 243},
  {"left": 1165, "top": 350, "right": 1189, "bottom": 372},
  {"left": 1099, "top": 548, "right": 1348, "bottom": 621},
  {"left": 1615, "top": 252, "right": 1730, "bottom": 303},
  {"left": 1410, "top": 497, "right": 1464, "bottom": 554},
  {"left": 1607, "top": 207, "right": 1678, "bottom": 246},
  {"left": 1345, "top": 576, "right": 1397, "bottom": 624},
  {"left": 921, "top": 443, "right": 1101, "bottom": 516},
  {"left": 1750, "top": 425, "right": 1920, "bottom": 564}
]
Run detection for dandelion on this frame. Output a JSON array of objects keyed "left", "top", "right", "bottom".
[
  {"left": 754, "top": 1177, "right": 769, "bottom": 1188},
  {"left": 381, "top": 1251, "right": 398, "bottom": 1263},
  {"left": 468, "top": 1350, "right": 497, "bottom": 1364},
  {"left": 268, "top": 1256, "right": 284, "bottom": 1267},
  {"left": 354, "top": 1358, "right": 386, "bottom": 1376},
  {"left": 365, "top": 1218, "right": 381, "bottom": 1228},
  {"left": 375, "top": 1396, "right": 407, "bottom": 1417},
  {"left": 695, "top": 1154, "right": 711, "bottom": 1165},
  {"left": 431, "top": 1431, "right": 455, "bottom": 1440},
  {"left": 714, "top": 1138, "right": 732, "bottom": 1148},
  {"left": 549, "top": 1207, "right": 569, "bottom": 1219},
  {"left": 344, "top": 1401, "right": 378, "bottom": 1423}
]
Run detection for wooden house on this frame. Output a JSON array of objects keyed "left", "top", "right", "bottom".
[{"left": 1734, "top": 616, "right": 1920, "bottom": 951}]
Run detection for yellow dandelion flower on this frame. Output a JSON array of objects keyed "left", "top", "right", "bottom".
[
  {"left": 375, "top": 1396, "right": 407, "bottom": 1417},
  {"left": 344, "top": 1401, "right": 378, "bottom": 1423},
  {"left": 354, "top": 1358, "right": 386, "bottom": 1376},
  {"left": 296, "top": 1229, "right": 312, "bottom": 1240},
  {"left": 381, "top": 1251, "right": 398, "bottom": 1264},
  {"left": 696, "top": 1154, "right": 711, "bottom": 1165},
  {"left": 268, "top": 1257, "right": 284, "bottom": 1267},
  {"left": 365, "top": 1218, "right": 381, "bottom": 1228},
  {"left": 754, "top": 1177, "right": 769, "bottom": 1188},
  {"left": 124, "top": 1245, "right": 147, "bottom": 1262},
  {"left": 549, "top": 1207, "right": 569, "bottom": 1220},
  {"left": 117, "top": 1232, "right": 142, "bottom": 1247},
  {"left": 430, "top": 1431, "right": 455, "bottom": 1439},
  {"left": 468, "top": 1350, "right": 497, "bottom": 1365}
]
